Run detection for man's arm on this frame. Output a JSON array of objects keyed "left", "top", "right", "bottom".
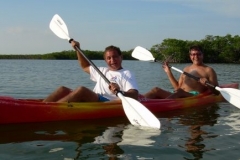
[
  {"left": 208, "top": 68, "right": 219, "bottom": 95},
  {"left": 208, "top": 68, "right": 219, "bottom": 86},
  {"left": 123, "top": 89, "right": 139, "bottom": 100},
  {"left": 71, "top": 40, "right": 90, "bottom": 74},
  {"left": 199, "top": 67, "right": 219, "bottom": 94},
  {"left": 109, "top": 83, "right": 139, "bottom": 100},
  {"left": 163, "top": 62, "right": 179, "bottom": 90}
]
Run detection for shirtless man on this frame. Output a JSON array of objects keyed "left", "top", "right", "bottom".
[{"left": 143, "top": 45, "right": 219, "bottom": 99}]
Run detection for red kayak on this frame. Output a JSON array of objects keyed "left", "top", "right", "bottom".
[{"left": 0, "top": 83, "right": 238, "bottom": 124}]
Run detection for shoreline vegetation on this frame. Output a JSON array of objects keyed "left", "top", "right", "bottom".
[{"left": 1, "top": 34, "right": 240, "bottom": 63}]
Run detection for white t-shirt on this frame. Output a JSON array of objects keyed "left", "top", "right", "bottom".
[{"left": 90, "top": 66, "right": 138, "bottom": 100}]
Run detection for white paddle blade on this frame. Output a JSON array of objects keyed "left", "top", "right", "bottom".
[
  {"left": 132, "top": 46, "right": 155, "bottom": 61},
  {"left": 49, "top": 14, "right": 70, "bottom": 40},
  {"left": 118, "top": 94, "right": 160, "bottom": 129},
  {"left": 215, "top": 87, "right": 240, "bottom": 108}
]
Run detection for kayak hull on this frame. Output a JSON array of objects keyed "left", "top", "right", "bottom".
[{"left": 0, "top": 83, "right": 238, "bottom": 124}]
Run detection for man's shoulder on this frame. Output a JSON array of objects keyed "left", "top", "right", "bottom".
[
  {"left": 107, "top": 68, "right": 133, "bottom": 75},
  {"left": 198, "top": 65, "right": 217, "bottom": 75},
  {"left": 119, "top": 69, "right": 134, "bottom": 76},
  {"left": 203, "top": 65, "right": 215, "bottom": 72},
  {"left": 90, "top": 66, "right": 109, "bottom": 74},
  {"left": 183, "top": 65, "right": 192, "bottom": 71}
]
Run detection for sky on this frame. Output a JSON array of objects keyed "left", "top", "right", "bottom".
[{"left": 0, "top": 0, "right": 240, "bottom": 55}]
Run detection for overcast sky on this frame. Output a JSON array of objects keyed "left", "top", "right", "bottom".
[{"left": 0, "top": 0, "right": 239, "bottom": 54}]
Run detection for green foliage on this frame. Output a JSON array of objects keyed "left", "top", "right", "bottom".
[
  {"left": 0, "top": 49, "right": 137, "bottom": 60},
  {"left": 151, "top": 34, "right": 240, "bottom": 63},
  {"left": 0, "top": 34, "right": 239, "bottom": 63},
  {"left": 152, "top": 38, "right": 189, "bottom": 62}
]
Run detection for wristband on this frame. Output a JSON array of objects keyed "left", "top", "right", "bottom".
[{"left": 116, "top": 90, "right": 125, "bottom": 96}]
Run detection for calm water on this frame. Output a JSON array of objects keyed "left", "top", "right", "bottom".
[{"left": 0, "top": 60, "right": 240, "bottom": 160}]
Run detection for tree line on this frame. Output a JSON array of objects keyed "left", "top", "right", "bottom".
[
  {"left": 0, "top": 50, "right": 135, "bottom": 60},
  {"left": 0, "top": 34, "right": 239, "bottom": 63},
  {"left": 150, "top": 34, "right": 240, "bottom": 63}
]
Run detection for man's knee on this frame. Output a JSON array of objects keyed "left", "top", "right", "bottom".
[
  {"left": 72, "top": 86, "right": 91, "bottom": 95},
  {"left": 151, "top": 87, "right": 161, "bottom": 93},
  {"left": 174, "top": 88, "right": 184, "bottom": 93},
  {"left": 57, "top": 86, "right": 72, "bottom": 93}
]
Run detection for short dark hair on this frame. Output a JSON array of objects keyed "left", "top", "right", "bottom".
[
  {"left": 189, "top": 45, "right": 203, "bottom": 54},
  {"left": 104, "top": 45, "right": 122, "bottom": 56}
]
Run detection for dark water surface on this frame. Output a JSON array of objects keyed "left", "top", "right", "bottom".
[{"left": 0, "top": 60, "right": 240, "bottom": 160}]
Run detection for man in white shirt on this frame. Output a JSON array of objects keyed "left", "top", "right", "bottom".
[{"left": 43, "top": 40, "right": 139, "bottom": 102}]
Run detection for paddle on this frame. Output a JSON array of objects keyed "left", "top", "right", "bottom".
[
  {"left": 49, "top": 14, "right": 160, "bottom": 129},
  {"left": 132, "top": 46, "right": 240, "bottom": 108}
]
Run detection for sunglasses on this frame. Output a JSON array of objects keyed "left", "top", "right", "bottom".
[{"left": 190, "top": 53, "right": 202, "bottom": 56}]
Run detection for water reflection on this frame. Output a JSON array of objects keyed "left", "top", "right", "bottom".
[
  {"left": 118, "top": 125, "right": 161, "bottom": 147},
  {"left": 94, "top": 125, "right": 161, "bottom": 146},
  {"left": 0, "top": 103, "right": 239, "bottom": 159},
  {"left": 0, "top": 118, "right": 161, "bottom": 159},
  {"left": 160, "top": 104, "right": 220, "bottom": 159},
  {"left": 0, "top": 118, "right": 128, "bottom": 159},
  {"left": 93, "top": 124, "right": 161, "bottom": 159}
]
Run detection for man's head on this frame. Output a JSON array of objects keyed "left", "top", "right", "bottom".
[
  {"left": 104, "top": 45, "right": 123, "bottom": 71},
  {"left": 189, "top": 45, "right": 204, "bottom": 65},
  {"left": 189, "top": 45, "right": 203, "bottom": 54}
]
